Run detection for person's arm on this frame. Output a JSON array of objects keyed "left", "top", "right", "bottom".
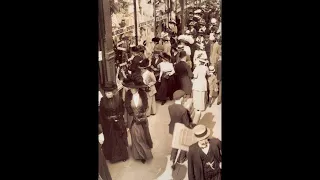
[{"left": 187, "top": 63, "right": 193, "bottom": 78}]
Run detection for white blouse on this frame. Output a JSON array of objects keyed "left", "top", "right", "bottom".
[{"left": 133, "top": 93, "right": 140, "bottom": 107}]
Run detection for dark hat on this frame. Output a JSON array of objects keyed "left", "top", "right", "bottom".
[
  {"left": 121, "top": 36, "right": 129, "bottom": 40},
  {"left": 198, "top": 31, "right": 204, "bottom": 35},
  {"left": 160, "top": 52, "right": 171, "bottom": 61},
  {"left": 152, "top": 37, "right": 160, "bottom": 43},
  {"left": 179, "top": 51, "right": 187, "bottom": 58},
  {"left": 138, "top": 58, "right": 150, "bottom": 68},
  {"left": 137, "top": 45, "right": 145, "bottom": 52},
  {"left": 173, "top": 90, "right": 186, "bottom": 100},
  {"left": 122, "top": 75, "right": 147, "bottom": 89},
  {"left": 131, "top": 46, "right": 139, "bottom": 52},
  {"left": 103, "top": 81, "right": 117, "bottom": 92}
]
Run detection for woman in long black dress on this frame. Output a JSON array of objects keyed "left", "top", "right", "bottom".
[
  {"left": 99, "top": 81, "right": 129, "bottom": 163},
  {"left": 123, "top": 76, "right": 153, "bottom": 164},
  {"left": 156, "top": 52, "right": 176, "bottom": 105}
]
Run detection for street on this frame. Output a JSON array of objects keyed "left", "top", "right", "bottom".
[{"left": 106, "top": 99, "right": 221, "bottom": 180}]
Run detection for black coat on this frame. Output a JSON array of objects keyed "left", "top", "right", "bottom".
[
  {"left": 168, "top": 104, "right": 192, "bottom": 134},
  {"left": 174, "top": 61, "right": 193, "bottom": 95},
  {"left": 188, "top": 138, "right": 222, "bottom": 180}
]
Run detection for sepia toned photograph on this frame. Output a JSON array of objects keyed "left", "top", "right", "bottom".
[{"left": 98, "top": 0, "right": 221, "bottom": 179}]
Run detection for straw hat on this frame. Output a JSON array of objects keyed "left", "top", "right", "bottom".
[{"left": 193, "top": 125, "right": 211, "bottom": 141}]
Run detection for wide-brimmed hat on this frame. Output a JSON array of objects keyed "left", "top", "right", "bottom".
[
  {"left": 152, "top": 37, "right": 160, "bottom": 43},
  {"left": 193, "top": 124, "right": 211, "bottom": 141},
  {"left": 122, "top": 76, "right": 147, "bottom": 89},
  {"left": 103, "top": 81, "right": 118, "bottom": 92},
  {"left": 194, "top": 9, "right": 202, "bottom": 14},
  {"left": 131, "top": 46, "right": 139, "bottom": 52},
  {"left": 138, "top": 58, "right": 150, "bottom": 68}
]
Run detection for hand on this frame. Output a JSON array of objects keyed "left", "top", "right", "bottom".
[
  {"left": 158, "top": 79, "right": 161, "bottom": 82},
  {"left": 220, "top": 162, "right": 222, "bottom": 169}
]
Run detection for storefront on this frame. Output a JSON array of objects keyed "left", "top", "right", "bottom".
[{"left": 110, "top": 0, "right": 171, "bottom": 57}]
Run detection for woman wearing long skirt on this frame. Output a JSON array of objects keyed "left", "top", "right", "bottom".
[
  {"left": 123, "top": 77, "right": 153, "bottom": 164},
  {"left": 99, "top": 142, "right": 112, "bottom": 180},
  {"left": 99, "top": 81, "right": 129, "bottom": 163},
  {"left": 192, "top": 59, "right": 210, "bottom": 111},
  {"left": 156, "top": 52, "right": 176, "bottom": 105},
  {"left": 139, "top": 58, "right": 157, "bottom": 116}
]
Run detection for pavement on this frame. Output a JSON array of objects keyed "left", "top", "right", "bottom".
[{"left": 103, "top": 98, "right": 221, "bottom": 180}]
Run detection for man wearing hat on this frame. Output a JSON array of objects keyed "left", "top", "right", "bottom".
[
  {"left": 168, "top": 90, "right": 195, "bottom": 168},
  {"left": 188, "top": 125, "right": 222, "bottom": 180}
]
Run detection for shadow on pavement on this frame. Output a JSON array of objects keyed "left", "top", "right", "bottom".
[{"left": 198, "top": 112, "right": 216, "bottom": 137}]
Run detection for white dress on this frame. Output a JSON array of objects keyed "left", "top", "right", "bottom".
[{"left": 192, "top": 65, "right": 209, "bottom": 111}]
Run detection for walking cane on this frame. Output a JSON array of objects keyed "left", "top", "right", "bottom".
[{"left": 172, "top": 148, "right": 181, "bottom": 170}]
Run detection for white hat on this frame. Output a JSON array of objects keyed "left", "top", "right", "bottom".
[
  {"left": 193, "top": 125, "right": 211, "bottom": 141},
  {"left": 209, "top": 65, "right": 215, "bottom": 72},
  {"left": 211, "top": 18, "right": 217, "bottom": 25},
  {"left": 194, "top": 9, "right": 202, "bottom": 14}
]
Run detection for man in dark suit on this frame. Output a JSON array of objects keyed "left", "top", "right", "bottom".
[
  {"left": 168, "top": 90, "right": 194, "bottom": 169},
  {"left": 188, "top": 125, "right": 222, "bottom": 180}
]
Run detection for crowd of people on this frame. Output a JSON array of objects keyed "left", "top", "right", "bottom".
[{"left": 99, "top": 1, "right": 221, "bottom": 180}]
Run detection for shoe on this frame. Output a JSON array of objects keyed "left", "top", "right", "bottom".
[
  {"left": 141, "top": 159, "right": 146, "bottom": 164},
  {"left": 217, "top": 101, "right": 221, "bottom": 105},
  {"left": 161, "top": 101, "right": 166, "bottom": 105}
]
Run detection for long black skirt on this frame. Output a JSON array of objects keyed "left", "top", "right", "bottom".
[
  {"left": 102, "top": 120, "right": 129, "bottom": 163},
  {"left": 156, "top": 75, "right": 176, "bottom": 101}
]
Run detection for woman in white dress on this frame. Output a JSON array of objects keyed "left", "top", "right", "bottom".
[{"left": 192, "top": 58, "right": 210, "bottom": 112}]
